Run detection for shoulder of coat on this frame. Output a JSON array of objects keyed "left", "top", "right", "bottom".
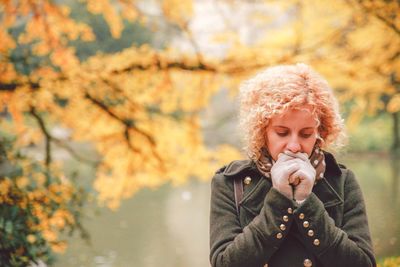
[
  {"left": 215, "top": 165, "right": 227, "bottom": 174},
  {"left": 216, "top": 159, "right": 257, "bottom": 177},
  {"left": 338, "top": 163, "right": 347, "bottom": 169}
]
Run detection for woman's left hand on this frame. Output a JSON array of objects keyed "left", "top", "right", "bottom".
[{"left": 284, "top": 151, "right": 316, "bottom": 202}]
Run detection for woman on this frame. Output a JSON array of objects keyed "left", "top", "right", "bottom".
[{"left": 209, "top": 64, "right": 376, "bottom": 267}]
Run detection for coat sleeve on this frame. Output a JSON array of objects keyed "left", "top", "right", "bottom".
[
  {"left": 209, "top": 173, "right": 296, "bottom": 267},
  {"left": 293, "top": 169, "right": 376, "bottom": 267}
]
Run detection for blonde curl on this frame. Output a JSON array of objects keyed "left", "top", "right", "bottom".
[{"left": 238, "top": 63, "right": 345, "bottom": 161}]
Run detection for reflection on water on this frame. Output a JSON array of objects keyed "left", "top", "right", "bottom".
[
  {"left": 57, "top": 154, "right": 400, "bottom": 266},
  {"left": 342, "top": 153, "right": 400, "bottom": 258}
]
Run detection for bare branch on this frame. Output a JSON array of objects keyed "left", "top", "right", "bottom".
[
  {"left": 29, "top": 106, "right": 99, "bottom": 166},
  {"left": 52, "top": 138, "right": 100, "bottom": 166},
  {"left": 180, "top": 22, "right": 205, "bottom": 65},
  {"left": 29, "top": 106, "right": 52, "bottom": 167}
]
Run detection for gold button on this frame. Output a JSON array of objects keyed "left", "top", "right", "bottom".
[
  {"left": 303, "top": 258, "right": 312, "bottom": 267},
  {"left": 244, "top": 177, "right": 252, "bottom": 185},
  {"left": 307, "top": 230, "right": 314, "bottom": 237},
  {"left": 276, "top": 232, "right": 283, "bottom": 239},
  {"left": 279, "top": 224, "right": 286, "bottom": 231},
  {"left": 287, "top": 207, "right": 293, "bottom": 214},
  {"left": 313, "top": 239, "right": 320, "bottom": 246},
  {"left": 303, "top": 221, "right": 310, "bottom": 228},
  {"left": 283, "top": 215, "right": 289, "bottom": 222},
  {"left": 299, "top": 213, "right": 305, "bottom": 219}
]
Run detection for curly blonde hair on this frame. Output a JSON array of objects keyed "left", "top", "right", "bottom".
[{"left": 238, "top": 63, "right": 345, "bottom": 161}]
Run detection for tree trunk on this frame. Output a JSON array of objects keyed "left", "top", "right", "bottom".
[{"left": 392, "top": 112, "right": 400, "bottom": 152}]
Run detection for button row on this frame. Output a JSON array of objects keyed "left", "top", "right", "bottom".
[
  {"left": 298, "top": 213, "right": 319, "bottom": 247},
  {"left": 276, "top": 206, "right": 294, "bottom": 240}
]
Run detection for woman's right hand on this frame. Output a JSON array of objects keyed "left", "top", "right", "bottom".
[{"left": 270, "top": 153, "right": 299, "bottom": 199}]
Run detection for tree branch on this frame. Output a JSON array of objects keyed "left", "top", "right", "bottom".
[
  {"left": 368, "top": 9, "right": 400, "bottom": 36},
  {"left": 84, "top": 91, "right": 155, "bottom": 145},
  {"left": 111, "top": 59, "right": 217, "bottom": 75},
  {"left": 353, "top": 0, "right": 400, "bottom": 36},
  {"left": 29, "top": 106, "right": 52, "bottom": 167},
  {"left": 84, "top": 91, "right": 166, "bottom": 168},
  {"left": 52, "top": 138, "right": 100, "bottom": 166},
  {"left": 29, "top": 106, "right": 99, "bottom": 166},
  {"left": 0, "top": 82, "right": 40, "bottom": 91}
]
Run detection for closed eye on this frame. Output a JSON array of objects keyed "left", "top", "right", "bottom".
[
  {"left": 276, "top": 131, "right": 288, "bottom": 137},
  {"left": 300, "top": 133, "right": 313, "bottom": 138}
]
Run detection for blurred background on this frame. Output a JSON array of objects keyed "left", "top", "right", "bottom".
[{"left": 0, "top": 0, "right": 399, "bottom": 266}]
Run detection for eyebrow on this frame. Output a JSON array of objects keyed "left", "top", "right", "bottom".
[{"left": 272, "top": 126, "right": 316, "bottom": 130}]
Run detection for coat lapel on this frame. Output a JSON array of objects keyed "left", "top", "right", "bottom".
[
  {"left": 314, "top": 151, "right": 344, "bottom": 208},
  {"left": 312, "top": 178, "right": 343, "bottom": 208},
  {"left": 240, "top": 177, "right": 271, "bottom": 216}
]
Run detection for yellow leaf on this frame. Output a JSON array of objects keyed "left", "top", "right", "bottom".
[{"left": 387, "top": 94, "right": 400, "bottom": 113}]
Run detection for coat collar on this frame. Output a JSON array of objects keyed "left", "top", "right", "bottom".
[
  {"left": 223, "top": 151, "right": 344, "bottom": 209},
  {"left": 313, "top": 151, "right": 344, "bottom": 208},
  {"left": 222, "top": 159, "right": 258, "bottom": 177}
]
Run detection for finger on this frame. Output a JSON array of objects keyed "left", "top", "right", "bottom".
[
  {"left": 276, "top": 153, "right": 297, "bottom": 163},
  {"left": 287, "top": 158, "right": 315, "bottom": 172},
  {"left": 289, "top": 174, "right": 300, "bottom": 186},
  {"left": 284, "top": 151, "right": 308, "bottom": 161},
  {"left": 282, "top": 162, "right": 301, "bottom": 178},
  {"left": 292, "top": 169, "right": 315, "bottom": 182},
  {"left": 285, "top": 158, "right": 309, "bottom": 167},
  {"left": 296, "top": 152, "right": 309, "bottom": 161}
]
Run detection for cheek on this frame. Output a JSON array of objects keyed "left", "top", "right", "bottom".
[
  {"left": 266, "top": 136, "right": 286, "bottom": 160},
  {"left": 303, "top": 139, "right": 317, "bottom": 155}
]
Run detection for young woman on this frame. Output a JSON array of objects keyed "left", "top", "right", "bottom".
[{"left": 209, "top": 64, "right": 376, "bottom": 267}]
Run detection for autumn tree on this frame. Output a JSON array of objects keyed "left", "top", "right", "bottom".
[
  {"left": 0, "top": 0, "right": 240, "bottom": 265},
  {"left": 208, "top": 0, "right": 399, "bottom": 148},
  {"left": 0, "top": 0, "right": 399, "bottom": 265}
]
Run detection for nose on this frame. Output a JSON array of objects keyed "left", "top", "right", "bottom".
[{"left": 286, "top": 136, "right": 301, "bottom": 153}]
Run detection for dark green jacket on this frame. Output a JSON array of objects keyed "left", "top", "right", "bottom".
[{"left": 209, "top": 152, "right": 376, "bottom": 267}]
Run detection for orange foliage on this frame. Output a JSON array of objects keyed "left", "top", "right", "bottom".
[{"left": 0, "top": 0, "right": 398, "bottom": 209}]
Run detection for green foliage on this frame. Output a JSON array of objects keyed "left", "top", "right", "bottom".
[
  {"left": 0, "top": 134, "right": 88, "bottom": 266},
  {"left": 346, "top": 114, "right": 392, "bottom": 152},
  {"left": 0, "top": 199, "right": 53, "bottom": 267},
  {"left": 67, "top": 1, "right": 153, "bottom": 61},
  {"left": 378, "top": 256, "right": 400, "bottom": 267}
]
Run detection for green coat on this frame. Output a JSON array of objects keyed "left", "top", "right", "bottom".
[{"left": 209, "top": 152, "right": 376, "bottom": 267}]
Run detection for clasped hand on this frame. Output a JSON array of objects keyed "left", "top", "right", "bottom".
[{"left": 270, "top": 151, "right": 316, "bottom": 202}]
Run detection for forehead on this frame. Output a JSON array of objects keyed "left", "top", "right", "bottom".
[{"left": 270, "top": 107, "right": 318, "bottom": 126}]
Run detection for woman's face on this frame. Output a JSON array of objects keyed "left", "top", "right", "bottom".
[{"left": 265, "top": 107, "right": 319, "bottom": 161}]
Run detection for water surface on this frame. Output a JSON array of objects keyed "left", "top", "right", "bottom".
[{"left": 57, "top": 154, "right": 400, "bottom": 266}]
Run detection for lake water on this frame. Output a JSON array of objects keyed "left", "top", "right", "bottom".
[{"left": 56, "top": 153, "right": 400, "bottom": 267}]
